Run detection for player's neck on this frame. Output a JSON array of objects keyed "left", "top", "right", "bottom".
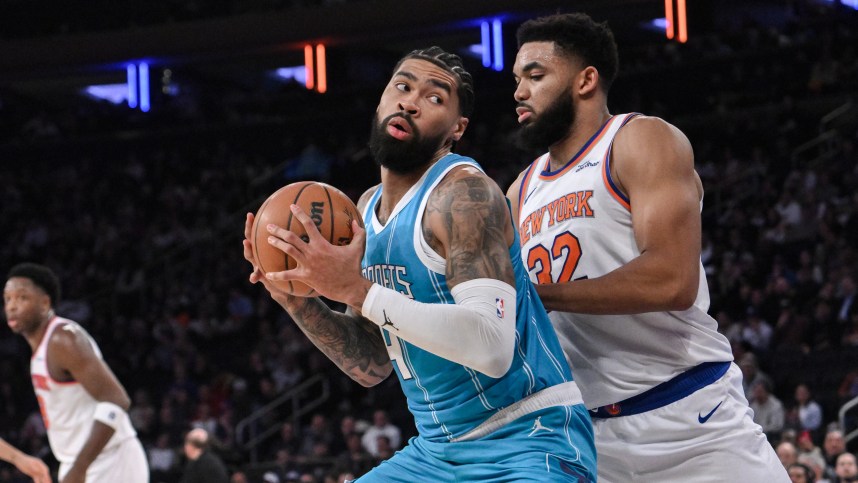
[
  {"left": 377, "top": 150, "right": 446, "bottom": 222},
  {"left": 25, "top": 311, "right": 54, "bottom": 351},
  {"left": 547, "top": 107, "right": 611, "bottom": 171}
]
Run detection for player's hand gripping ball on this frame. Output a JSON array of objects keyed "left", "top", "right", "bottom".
[{"left": 251, "top": 181, "right": 362, "bottom": 297}]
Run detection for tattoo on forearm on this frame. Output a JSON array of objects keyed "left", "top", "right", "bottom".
[
  {"left": 427, "top": 175, "right": 514, "bottom": 286},
  {"left": 285, "top": 297, "right": 390, "bottom": 385}
]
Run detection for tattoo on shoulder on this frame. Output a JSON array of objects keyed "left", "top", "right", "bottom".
[{"left": 426, "top": 173, "right": 514, "bottom": 286}]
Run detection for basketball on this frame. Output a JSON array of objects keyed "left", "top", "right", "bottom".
[{"left": 251, "top": 181, "right": 362, "bottom": 297}]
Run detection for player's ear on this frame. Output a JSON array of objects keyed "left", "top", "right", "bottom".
[
  {"left": 578, "top": 66, "right": 600, "bottom": 96},
  {"left": 451, "top": 116, "right": 469, "bottom": 142}
]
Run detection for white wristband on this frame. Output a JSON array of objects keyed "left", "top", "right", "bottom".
[{"left": 93, "top": 401, "right": 125, "bottom": 430}]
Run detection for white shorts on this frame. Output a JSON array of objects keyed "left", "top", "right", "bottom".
[
  {"left": 59, "top": 437, "right": 149, "bottom": 483},
  {"left": 593, "top": 363, "right": 789, "bottom": 482}
]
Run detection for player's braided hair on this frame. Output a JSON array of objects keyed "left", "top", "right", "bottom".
[
  {"left": 517, "top": 13, "right": 619, "bottom": 93},
  {"left": 396, "top": 46, "right": 475, "bottom": 118},
  {"left": 8, "top": 262, "right": 61, "bottom": 305}
]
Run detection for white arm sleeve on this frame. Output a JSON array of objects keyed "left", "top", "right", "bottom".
[{"left": 361, "top": 278, "right": 517, "bottom": 378}]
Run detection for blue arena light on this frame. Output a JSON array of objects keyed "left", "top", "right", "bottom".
[
  {"left": 139, "top": 62, "right": 150, "bottom": 112},
  {"left": 85, "top": 84, "right": 129, "bottom": 105},
  {"left": 650, "top": 18, "right": 669, "bottom": 30},
  {"left": 481, "top": 21, "right": 491, "bottom": 68},
  {"left": 827, "top": 0, "right": 858, "bottom": 8},
  {"left": 275, "top": 66, "right": 307, "bottom": 85},
  {"left": 127, "top": 64, "right": 138, "bottom": 108},
  {"left": 492, "top": 19, "right": 503, "bottom": 71}
]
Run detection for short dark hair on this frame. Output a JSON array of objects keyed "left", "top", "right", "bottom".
[
  {"left": 517, "top": 13, "right": 619, "bottom": 93},
  {"left": 7, "top": 263, "right": 60, "bottom": 305},
  {"left": 787, "top": 463, "right": 814, "bottom": 481},
  {"left": 394, "top": 46, "right": 474, "bottom": 118}
]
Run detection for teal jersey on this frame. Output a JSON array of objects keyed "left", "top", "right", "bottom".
[{"left": 361, "top": 153, "right": 574, "bottom": 442}]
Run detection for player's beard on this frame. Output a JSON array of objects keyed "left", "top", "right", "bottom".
[
  {"left": 515, "top": 89, "right": 575, "bottom": 152},
  {"left": 369, "top": 113, "right": 446, "bottom": 174}
]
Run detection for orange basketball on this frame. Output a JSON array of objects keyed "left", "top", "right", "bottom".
[{"left": 251, "top": 181, "right": 362, "bottom": 297}]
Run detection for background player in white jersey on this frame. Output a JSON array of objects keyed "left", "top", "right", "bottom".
[
  {"left": 0, "top": 437, "right": 50, "bottom": 482},
  {"left": 506, "top": 13, "right": 788, "bottom": 482},
  {"left": 244, "top": 46, "right": 596, "bottom": 481},
  {"left": 3, "top": 263, "right": 149, "bottom": 483}
]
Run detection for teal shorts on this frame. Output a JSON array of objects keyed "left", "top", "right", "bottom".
[{"left": 354, "top": 404, "right": 596, "bottom": 482}]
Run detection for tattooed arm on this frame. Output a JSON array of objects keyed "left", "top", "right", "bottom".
[
  {"left": 263, "top": 172, "right": 520, "bottom": 377},
  {"left": 357, "top": 166, "right": 519, "bottom": 377},
  {"left": 243, "top": 185, "right": 392, "bottom": 387},
  {"left": 276, "top": 297, "right": 392, "bottom": 387},
  {"left": 423, "top": 165, "right": 516, "bottom": 289}
]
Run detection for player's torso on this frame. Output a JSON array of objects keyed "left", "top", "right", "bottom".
[
  {"left": 361, "top": 153, "right": 570, "bottom": 441},
  {"left": 517, "top": 113, "right": 732, "bottom": 408},
  {"left": 30, "top": 317, "right": 134, "bottom": 462}
]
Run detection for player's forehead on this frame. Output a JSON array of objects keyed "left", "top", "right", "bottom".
[
  {"left": 391, "top": 59, "right": 459, "bottom": 94},
  {"left": 3, "top": 277, "right": 39, "bottom": 295},
  {"left": 514, "top": 41, "right": 568, "bottom": 74}
]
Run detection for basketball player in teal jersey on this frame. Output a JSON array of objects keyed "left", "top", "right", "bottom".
[{"left": 243, "top": 46, "right": 595, "bottom": 481}]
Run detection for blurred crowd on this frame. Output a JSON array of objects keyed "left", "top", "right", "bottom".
[{"left": 1, "top": 1, "right": 857, "bottom": 482}]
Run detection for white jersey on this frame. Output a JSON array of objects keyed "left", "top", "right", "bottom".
[
  {"left": 516, "top": 113, "right": 733, "bottom": 409},
  {"left": 30, "top": 316, "right": 137, "bottom": 464}
]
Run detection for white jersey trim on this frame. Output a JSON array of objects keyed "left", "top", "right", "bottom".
[{"left": 451, "top": 381, "right": 583, "bottom": 442}]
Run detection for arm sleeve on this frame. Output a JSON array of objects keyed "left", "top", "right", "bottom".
[{"left": 361, "top": 278, "right": 517, "bottom": 378}]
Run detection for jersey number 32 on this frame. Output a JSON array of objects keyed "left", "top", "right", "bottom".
[{"left": 526, "top": 231, "right": 582, "bottom": 283}]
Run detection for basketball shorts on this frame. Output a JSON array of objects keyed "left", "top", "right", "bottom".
[
  {"left": 354, "top": 403, "right": 596, "bottom": 482},
  {"left": 59, "top": 436, "right": 149, "bottom": 483},
  {"left": 593, "top": 363, "right": 789, "bottom": 482}
]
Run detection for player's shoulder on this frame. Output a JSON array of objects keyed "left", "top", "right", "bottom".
[
  {"left": 616, "top": 115, "right": 690, "bottom": 147},
  {"left": 46, "top": 320, "right": 94, "bottom": 363},
  {"left": 356, "top": 184, "right": 380, "bottom": 212},
  {"left": 433, "top": 163, "right": 504, "bottom": 203}
]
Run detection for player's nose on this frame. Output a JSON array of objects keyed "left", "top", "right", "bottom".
[
  {"left": 398, "top": 99, "right": 419, "bottom": 116},
  {"left": 514, "top": 82, "right": 529, "bottom": 102}
]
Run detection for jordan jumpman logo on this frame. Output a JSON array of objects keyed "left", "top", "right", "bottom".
[{"left": 528, "top": 416, "right": 554, "bottom": 436}]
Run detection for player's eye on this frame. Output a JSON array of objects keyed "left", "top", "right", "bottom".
[
  {"left": 428, "top": 95, "right": 443, "bottom": 104},
  {"left": 395, "top": 83, "right": 409, "bottom": 92}
]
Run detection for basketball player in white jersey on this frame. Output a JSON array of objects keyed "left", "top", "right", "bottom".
[
  {"left": 0, "top": 437, "right": 50, "bottom": 482},
  {"left": 3, "top": 263, "right": 148, "bottom": 483},
  {"left": 507, "top": 13, "right": 789, "bottom": 482}
]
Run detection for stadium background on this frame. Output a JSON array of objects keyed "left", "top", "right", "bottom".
[{"left": 1, "top": 0, "right": 857, "bottom": 481}]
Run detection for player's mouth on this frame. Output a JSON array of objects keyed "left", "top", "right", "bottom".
[
  {"left": 516, "top": 106, "right": 533, "bottom": 124},
  {"left": 7, "top": 319, "right": 18, "bottom": 330},
  {"left": 386, "top": 116, "right": 414, "bottom": 141}
]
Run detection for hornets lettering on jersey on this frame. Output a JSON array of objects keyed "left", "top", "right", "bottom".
[{"left": 362, "top": 264, "right": 414, "bottom": 298}]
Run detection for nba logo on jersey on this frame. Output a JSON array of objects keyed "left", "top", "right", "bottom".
[{"left": 496, "top": 298, "right": 505, "bottom": 318}]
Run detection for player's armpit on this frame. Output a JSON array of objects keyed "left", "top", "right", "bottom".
[
  {"left": 505, "top": 169, "right": 528, "bottom": 226},
  {"left": 282, "top": 296, "right": 392, "bottom": 387},
  {"left": 48, "top": 325, "right": 131, "bottom": 409},
  {"left": 424, "top": 167, "right": 515, "bottom": 288}
]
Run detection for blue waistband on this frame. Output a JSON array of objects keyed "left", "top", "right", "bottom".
[{"left": 592, "top": 361, "right": 731, "bottom": 419}]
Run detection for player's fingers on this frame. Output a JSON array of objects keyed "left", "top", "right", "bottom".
[
  {"left": 289, "top": 204, "right": 324, "bottom": 242},
  {"left": 267, "top": 235, "right": 307, "bottom": 264},
  {"left": 244, "top": 212, "right": 255, "bottom": 240},
  {"left": 249, "top": 267, "right": 264, "bottom": 284},
  {"left": 350, "top": 219, "right": 367, "bottom": 250},
  {"left": 265, "top": 223, "right": 308, "bottom": 249},
  {"left": 265, "top": 268, "right": 303, "bottom": 283},
  {"left": 242, "top": 239, "right": 255, "bottom": 263}
]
